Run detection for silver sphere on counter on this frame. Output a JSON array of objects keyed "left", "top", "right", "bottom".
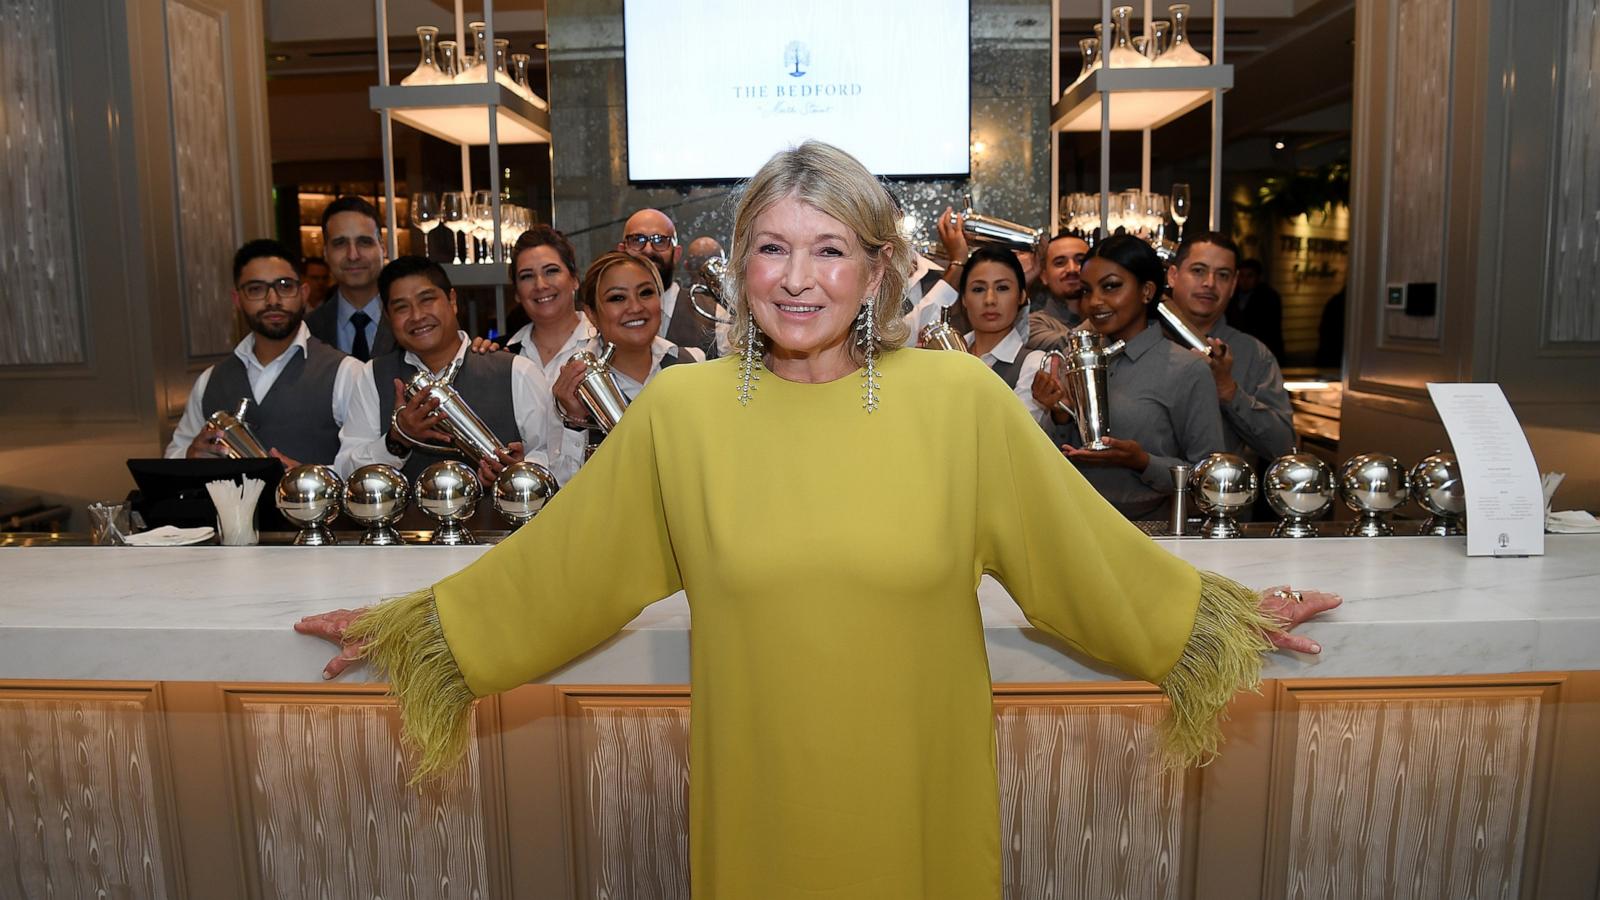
[
  {"left": 1264, "top": 453, "right": 1334, "bottom": 538},
  {"left": 1410, "top": 451, "right": 1466, "bottom": 536},
  {"left": 1339, "top": 452, "right": 1410, "bottom": 536},
  {"left": 492, "top": 461, "right": 559, "bottom": 527},
  {"left": 343, "top": 464, "right": 409, "bottom": 545},
  {"left": 415, "top": 460, "right": 481, "bottom": 545},
  {"left": 275, "top": 464, "right": 342, "bottom": 546},
  {"left": 1190, "top": 453, "right": 1257, "bottom": 539}
]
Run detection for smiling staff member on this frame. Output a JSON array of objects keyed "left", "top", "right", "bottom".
[
  {"left": 1024, "top": 234, "right": 1225, "bottom": 521},
  {"left": 551, "top": 251, "right": 705, "bottom": 474},
  {"left": 335, "top": 256, "right": 554, "bottom": 486}
]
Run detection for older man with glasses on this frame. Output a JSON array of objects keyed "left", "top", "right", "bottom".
[
  {"left": 618, "top": 207, "right": 720, "bottom": 356},
  {"left": 165, "top": 239, "right": 363, "bottom": 468}
]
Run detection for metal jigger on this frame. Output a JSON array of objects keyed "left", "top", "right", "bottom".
[
  {"left": 492, "top": 461, "right": 559, "bottom": 527},
  {"left": 1264, "top": 453, "right": 1334, "bottom": 538},
  {"left": 415, "top": 460, "right": 481, "bottom": 545},
  {"left": 1339, "top": 452, "right": 1410, "bottom": 536},
  {"left": 1410, "top": 451, "right": 1465, "bottom": 536},
  {"left": 343, "top": 464, "right": 409, "bottom": 545},
  {"left": 1168, "top": 464, "right": 1192, "bottom": 536},
  {"left": 275, "top": 464, "right": 342, "bottom": 545},
  {"left": 1190, "top": 453, "right": 1257, "bottom": 539}
]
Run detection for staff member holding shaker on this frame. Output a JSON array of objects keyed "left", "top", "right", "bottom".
[
  {"left": 166, "top": 239, "right": 362, "bottom": 467},
  {"left": 1164, "top": 232, "right": 1296, "bottom": 462},
  {"left": 335, "top": 256, "right": 555, "bottom": 486},
  {"left": 549, "top": 252, "right": 705, "bottom": 477},
  {"left": 1027, "top": 235, "right": 1225, "bottom": 521}
]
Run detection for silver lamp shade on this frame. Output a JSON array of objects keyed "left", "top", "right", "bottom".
[
  {"left": 1191, "top": 453, "right": 1257, "bottom": 539},
  {"left": 343, "top": 464, "right": 409, "bottom": 545},
  {"left": 1264, "top": 453, "right": 1334, "bottom": 538},
  {"left": 492, "top": 461, "right": 559, "bottom": 527},
  {"left": 1409, "top": 451, "right": 1465, "bottom": 536},
  {"left": 415, "top": 461, "right": 481, "bottom": 545},
  {"left": 275, "top": 464, "right": 342, "bottom": 546},
  {"left": 1339, "top": 452, "right": 1410, "bottom": 537}
]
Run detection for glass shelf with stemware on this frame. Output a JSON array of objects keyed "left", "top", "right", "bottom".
[{"left": 1049, "top": 0, "right": 1232, "bottom": 243}]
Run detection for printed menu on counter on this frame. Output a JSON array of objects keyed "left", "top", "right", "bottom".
[{"left": 1427, "top": 383, "right": 1544, "bottom": 557}]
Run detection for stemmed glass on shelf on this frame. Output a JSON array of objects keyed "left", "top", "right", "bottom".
[
  {"left": 470, "top": 190, "right": 495, "bottom": 264},
  {"left": 410, "top": 192, "right": 441, "bottom": 252},
  {"left": 441, "top": 191, "right": 468, "bottom": 265},
  {"left": 1170, "top": 183, "right": 1191, "bottom": 241}
]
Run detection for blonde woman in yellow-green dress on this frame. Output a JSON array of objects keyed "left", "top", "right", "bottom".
[{"left": 295, "top": 141, "right": 1339, "bottom": 900}]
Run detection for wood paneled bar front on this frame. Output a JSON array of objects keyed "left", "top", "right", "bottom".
[{"left": 2, "top": 538, "right": 1597, "bottom": 899}]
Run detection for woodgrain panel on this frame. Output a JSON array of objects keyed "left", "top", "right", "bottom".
[
  {"left": 228, "top": 693, "right": 491, "bottom": 900},
  {"left": 563, "top": 694, "right": 691, "bottom": 900},
  {"left": 995, "top": 694, "right": 1190, "bottom": 900},
  {"left": 1546, "top": 0, "right": 1600, "bottom": 343},
  {"left": 165, "top": 0, "right": 241, "bottom": 358},
  {"left": 1275, "top": 686, "right": 1545, "bottom": 899},
  {"left": 0, "top": 687, "right": 173, "bottom": 900},
  {"left": 0, "top": 0, "right": 87, "bottom": 366}
]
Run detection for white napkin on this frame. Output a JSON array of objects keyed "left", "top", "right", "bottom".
[
  {"left": 1547, "top": 511, "right": 1600, "bottom": 534},
  {"left": 123, "top": 525, "right": 215, "bottom": 547}
]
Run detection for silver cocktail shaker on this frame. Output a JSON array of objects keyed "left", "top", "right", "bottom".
[
  {"left": 572, "top": 343, "right": 631, "bottom": 433},
  {"left": 1045, "top": 331, "right": 1125, "bottom": 450},
  {"left": 207, "top": 398, "right": 270, "bottom": 459},
  {"left": 394, "top": 362, "right": 506, "bottom": 466}
]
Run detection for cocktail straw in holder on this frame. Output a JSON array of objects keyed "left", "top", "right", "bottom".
[{"left": 207, "top": 477, "right": 265, "bottom": 546}]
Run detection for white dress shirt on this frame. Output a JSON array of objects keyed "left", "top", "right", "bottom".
[
  {"left": 505, "top": 311, "right": 596, "bottom": 386},
  {"left": 334, "top": 331, "right": 554, "bottom": 479},
  {"left": 165, "top": 323, "right": 363, "bottom": 458},
  {"left": 902, "top": 279, "right": 960, "bottom": 337},
  {"left": 1014, "top": 349, "right": 1054, "bottom": 427},
  {"left": 657, "top": 282, "right": 681, "bottom": 337}
]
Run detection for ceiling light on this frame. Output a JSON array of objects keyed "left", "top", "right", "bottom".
[
  {"left": 1052, "top": 66, "right": 1233, "bottom": 133},
  {"left": 1274, "top": 140, "right": 1286, "bottom": 150}
]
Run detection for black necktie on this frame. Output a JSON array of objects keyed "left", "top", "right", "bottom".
[{"left": 349, "top": 310, "right": 372, "bottom": 362}]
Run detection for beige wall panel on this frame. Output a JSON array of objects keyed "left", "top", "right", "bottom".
[
  {"left": 0, "top": 687, "right": 175, "bottom": 900},
  {"left": 227, "top": 693, "right": 491, "bottom": 900},
  {"left": 563, "top": 694, "right": 691, "bottom": 900},
  {"left": 1274, "top": 687, "right": 1544, "bottom": 899},
  {"left": 994, "top": 694, "right": 1191, "bottom": 900}
]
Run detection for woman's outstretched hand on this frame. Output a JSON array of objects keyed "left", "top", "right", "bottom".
[
  {"left": 1257, "top": 586, "right": 1341, "bottom": 654},
  {"left": 294, "top": 607, "right": 372, "bottom": 679}
]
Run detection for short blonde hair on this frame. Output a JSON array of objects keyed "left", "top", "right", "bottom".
[
  {"left": 725, "top": 142, "right": 911, "bottom": 361},
  {"left": 578, "top": 250, "right": 665, "bottom": 313}
]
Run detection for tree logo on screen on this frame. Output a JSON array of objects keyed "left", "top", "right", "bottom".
[{"left": 784, "top": 41, "right": 811, "bottom": 78}]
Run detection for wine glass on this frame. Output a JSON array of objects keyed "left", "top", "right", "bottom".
[
  {"left": 470, "top": 190, "right": 495, "bottom": 263},
  {"left": 1170, "top": 183, "right": 1191, "bottom": 239},
  {"left": 441, "top": 191, "right": 467, "bottom": 265},
  {"left": 411, "top": 192, "right": 440, "bottom": 232}
]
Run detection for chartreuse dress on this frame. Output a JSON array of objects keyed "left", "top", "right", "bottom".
[{"left": 351, "top": 349, "right": 1275, "bottom": 900}]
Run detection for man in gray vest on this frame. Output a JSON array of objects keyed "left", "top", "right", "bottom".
[
  {"left": 619, "top": 207, "right": 718, "bottom": 356},
  {"left": 166, "top": 239, "right": 362, "bottom": 467},
  {"left": 1165, "top": 232, "right": 1296, "bottom": 463},
  {"left": 335, "top": 256, "right": 555, "bottom": 486},
  {"left": 305, "top": 196, "right": 396, "bottom": 362}
]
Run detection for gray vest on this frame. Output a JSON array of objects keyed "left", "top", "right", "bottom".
[
  {"left": 201, "top": 338, "right": 346, "bottom": 464},
  {"left": 664, "top": 286, "right": 715, "bottom": 358},
  {"left": 989, "top": 355, "right": 1025, "bottom": 389},
  {"left": 373, "top": 349, "right": 521, "bottom": 480}
]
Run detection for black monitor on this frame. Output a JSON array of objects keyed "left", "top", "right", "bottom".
[{"left": 126, "top": 458, "right": 289, "bottom": 530}]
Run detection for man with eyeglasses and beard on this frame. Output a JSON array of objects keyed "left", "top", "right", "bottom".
[
  {"left": 165, "top": 239, "right": 363, "bottom": 468},
  {"left": 618, "top": 207, "right": 718, "bottom": 355}
]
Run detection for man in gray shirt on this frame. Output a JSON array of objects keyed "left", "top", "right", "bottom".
[
  {"left": 1026, "top": 232, "right": 1090, "bottom": 353},
  {"left": 1164, "top": 232, "right": 1296, "bottom": 463}
]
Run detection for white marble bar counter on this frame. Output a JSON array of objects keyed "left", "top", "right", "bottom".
[{"left": 2, "top": 535, "right": 1597, "bottom": 685}]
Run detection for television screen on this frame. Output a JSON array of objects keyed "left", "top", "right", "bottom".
[{"left": 623, "top": 0, "right": 971, "bottom": 182}]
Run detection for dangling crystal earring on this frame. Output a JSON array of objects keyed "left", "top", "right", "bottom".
[
  {"left": 857, "top": 295, "right": 880, "bottom": 413},
  {"left": 737, "top": 306, "right": 761, "bottom": 406}
]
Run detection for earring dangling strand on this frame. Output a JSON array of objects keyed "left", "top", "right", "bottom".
[
  {"left": 737, "top": 306, "right": 761, "bottom": 406},
  {"left": 859, "top": 295, "right": 880, "bottom": 413}
]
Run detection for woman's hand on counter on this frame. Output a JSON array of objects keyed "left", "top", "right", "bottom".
[
  {"left": 1257, "top": 586, "right": 1341, "bottom": 654},
  {"left": 293, "top": 607, "right": 371, "bottom": 679}
]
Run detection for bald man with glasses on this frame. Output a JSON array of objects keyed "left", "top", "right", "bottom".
[
  {"left": 618, "top": 207, "right": 719, "bottom": 356},
  {"left": 165, "top": 239, "right": 363, "bottom": 468}
]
